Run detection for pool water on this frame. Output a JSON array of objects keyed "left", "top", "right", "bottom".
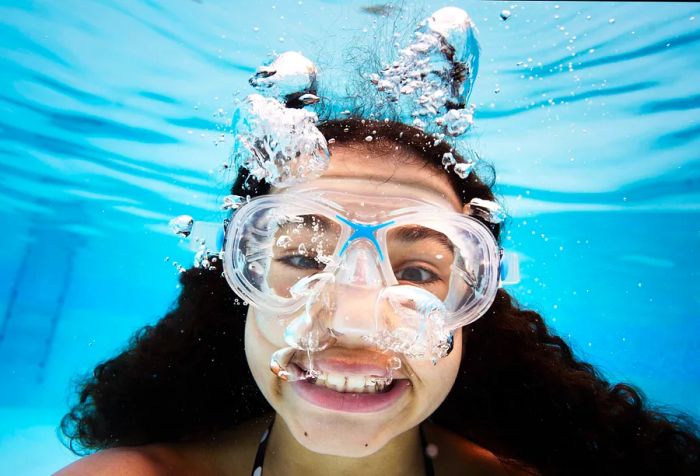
[{"left": 1, "top": 1, "right": 698, "bottom": 474}]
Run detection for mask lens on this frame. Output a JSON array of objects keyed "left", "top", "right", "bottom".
[
  {"left": 385, "top": 221, "right": 494, "bottom": 318},
  {"left": 386, "top": 225, "right": 455, "bottom": 300},
  {"left": 238, "top": 208, "right": 341, "bottom": 299}
]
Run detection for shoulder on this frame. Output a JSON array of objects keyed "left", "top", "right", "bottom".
[
  {"left": 53, "top": 446, "right": 184, "bottom": 476},
  {"left": 423, "top": 422, "right": 539, "bottom": 476}
]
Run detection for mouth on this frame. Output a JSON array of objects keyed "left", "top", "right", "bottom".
[{"left": 290, "top": 363, "right": 411, "bottom": 413}]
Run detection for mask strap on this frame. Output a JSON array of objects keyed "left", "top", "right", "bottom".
[{"left": 499, "top": 250, "right": 520, "bottom": 286}]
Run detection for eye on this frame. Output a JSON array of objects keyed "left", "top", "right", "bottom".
[
  {"left": 278, "top": 254, "right": 324, "bottom": 270},
  {"left": 394, "top": 266, "right": 438, "bottom": 284}
]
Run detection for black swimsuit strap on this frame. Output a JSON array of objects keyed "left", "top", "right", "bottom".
[
  {"left": 420, "top": 425, "right": 436, "bottom": 476},
  {"left": 251, "top": 420, "right": 435, "bottom": 476}
]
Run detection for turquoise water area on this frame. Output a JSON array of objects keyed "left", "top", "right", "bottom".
[{"left": 1, "top": 1, "right": 698, "bottom": 474}]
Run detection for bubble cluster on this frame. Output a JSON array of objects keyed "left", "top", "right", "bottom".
[
  {"left": 363, "top": 286, "right": 454, "bottom": 363},
  {"left": 231, "top": 93, "right": 330, "bottom": 188},
  {"left": 370, "top": 7, "right": 480, "bottom": 138}
]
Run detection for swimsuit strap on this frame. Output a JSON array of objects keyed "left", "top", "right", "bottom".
[
  {"left": 250, "top": 420, "right": 273, "bottom": 476},
  {"left": 420, "top": 425, "right": 436, "bottom": 476},
  {"left": 251, "top": 420, "right": 435, "bottom": 475}
]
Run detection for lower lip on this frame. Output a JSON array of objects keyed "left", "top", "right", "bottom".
[{"left": 292, "top": 378, "right": 411, "bottom": 413}]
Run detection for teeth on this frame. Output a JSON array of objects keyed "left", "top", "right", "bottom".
[
  {"left": 326, "top": 373, "right": 346, "bottom": 392},
  {"left": 308, "top": 370, "right": 393, "bottom": 393}
]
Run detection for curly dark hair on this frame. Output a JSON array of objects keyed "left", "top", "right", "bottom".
[{"left": 60, "top": 119, "right": 699, "bottom": 475}]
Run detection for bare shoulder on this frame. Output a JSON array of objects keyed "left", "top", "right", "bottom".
[
  {"left": 54, "top": 416, "right": 273, "bottom": 476},
  {"left": 423, "top": 422, "right": 539, "bottom": 476},
  {"left": 53, "top": 446, "right": 184, "bottom": 476}
]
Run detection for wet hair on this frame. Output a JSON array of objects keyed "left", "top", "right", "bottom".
[{"left": 60, "top": 119, "right": 699, "bottom": 475}]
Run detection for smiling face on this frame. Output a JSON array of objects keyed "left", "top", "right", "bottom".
[{"left": 244, "top": 143, "right": 464, "bottom": 457}]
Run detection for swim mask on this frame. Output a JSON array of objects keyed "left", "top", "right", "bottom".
[{"left": 218, "top": 180, "right": 518, "bottom": 368}]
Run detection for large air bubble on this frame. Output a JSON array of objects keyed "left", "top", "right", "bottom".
[
  {"left": 230, "top": 94, "right": 330, "bottom": 188},
  {"left": 365, "top": 285, "right": 453, "bottom": 363},
  {"left": 370, "top": 7, "right": 480, "bottom": 138}
]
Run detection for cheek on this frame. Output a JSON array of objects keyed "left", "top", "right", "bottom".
[
  {"left": 410, "top": 329, "right": 462, "bottom": 415},
  {"left": 244, "top": 308, "right": 283, "bottom": 403}
]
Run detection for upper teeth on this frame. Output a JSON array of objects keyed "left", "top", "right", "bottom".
[{"left": 311, "top": 371, "right": 392, "bottom": 393}]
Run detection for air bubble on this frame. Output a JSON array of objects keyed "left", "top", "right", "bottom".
[
  {"left": 169, "top": 215, "right": 193, "bottom": 237},
  {"left": 500, "top": 10, "right": 511, "bottom": 21},
  {"left": 221, "top": 195, "right": 245, "bottom": 210},
  {"left": 441, "top": 152, "right": 456, "bottom": 169},
  {"left": 453, "top": 161, "right": 475, "bottom": 179}
]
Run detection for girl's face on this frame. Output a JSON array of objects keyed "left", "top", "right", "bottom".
[{"left": 244, "top": 144, "right": 464, "bottom": 457}]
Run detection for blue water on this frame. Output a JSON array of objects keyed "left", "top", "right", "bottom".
[{"left": 1, "top": 1, "right": 698, "bottom": 473}]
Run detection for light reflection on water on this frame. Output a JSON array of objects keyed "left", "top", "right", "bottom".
[{"left": 0, "top": 1, "right": 698, "bottom": 472}]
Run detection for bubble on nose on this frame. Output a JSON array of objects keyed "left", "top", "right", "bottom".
[
  {"left": 364, "top": 286, "right": 453, "bottom": 361},
  {"left": 285, "top": 273, "right": 336, "bottom": 353}
]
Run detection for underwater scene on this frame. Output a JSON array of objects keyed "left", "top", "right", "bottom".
[{"left": 1, "top": 1, "right": 698, "bottom": 474}]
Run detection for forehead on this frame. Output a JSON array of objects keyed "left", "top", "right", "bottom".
[{"left": 280, "top": 144, "right": 462, "bottom": 211}]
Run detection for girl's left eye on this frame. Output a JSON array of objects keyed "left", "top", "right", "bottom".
[{"left": 394, "top": 266, "right": 438, "bottom": 284}]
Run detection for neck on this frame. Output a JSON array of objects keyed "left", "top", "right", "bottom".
[{"left": 262, "top": 417, "right": 426, "bottom": 476}]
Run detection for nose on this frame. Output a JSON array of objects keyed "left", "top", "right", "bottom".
[{"left": 329, "top": 240, "right": 390, "bottom": 345}]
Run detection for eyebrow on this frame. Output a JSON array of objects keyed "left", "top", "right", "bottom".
[{"left": 391, "top": 226, "right": 454, "bottom": 252}]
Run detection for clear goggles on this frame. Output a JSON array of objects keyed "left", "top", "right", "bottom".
[{"left": 213, "top": 186, "right": 518, "bottom": 361}]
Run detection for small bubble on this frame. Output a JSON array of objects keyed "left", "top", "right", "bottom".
[
  {"left": 608, "top": 18, "right": 615, "bottom": 24},
  {"left": 388, "top": 356, "right": 402, "bottom": 370},
  {"left": 500, "top": 9, "right": 511, "bottom": 21},
  {"left": 221, "top": 195, "right": 245, "bottom": 210},
  {"left": 453, "top": 161, "right": 474, "bottom": 179},
  {"left": 276, "top": 235, "right": 292, "bottom": 248},
  {"left": 441, "top": 152, "right": 455, "bottom": 169},
  {"left": 253, "top": 26, "right": 260, "bottom": 32},
  {"left": 327, "top": 138, "right": 336, "bottom": 144},
  {"left": 365, "top": 135, "right": 373, "bottom": 142},
  {"left": 169, "top": 215, "right": 194, "bottom": 237}
]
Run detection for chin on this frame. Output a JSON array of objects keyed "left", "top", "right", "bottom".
[{"left": 283, "top": 410, "right": 403, "bottom": 457}]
